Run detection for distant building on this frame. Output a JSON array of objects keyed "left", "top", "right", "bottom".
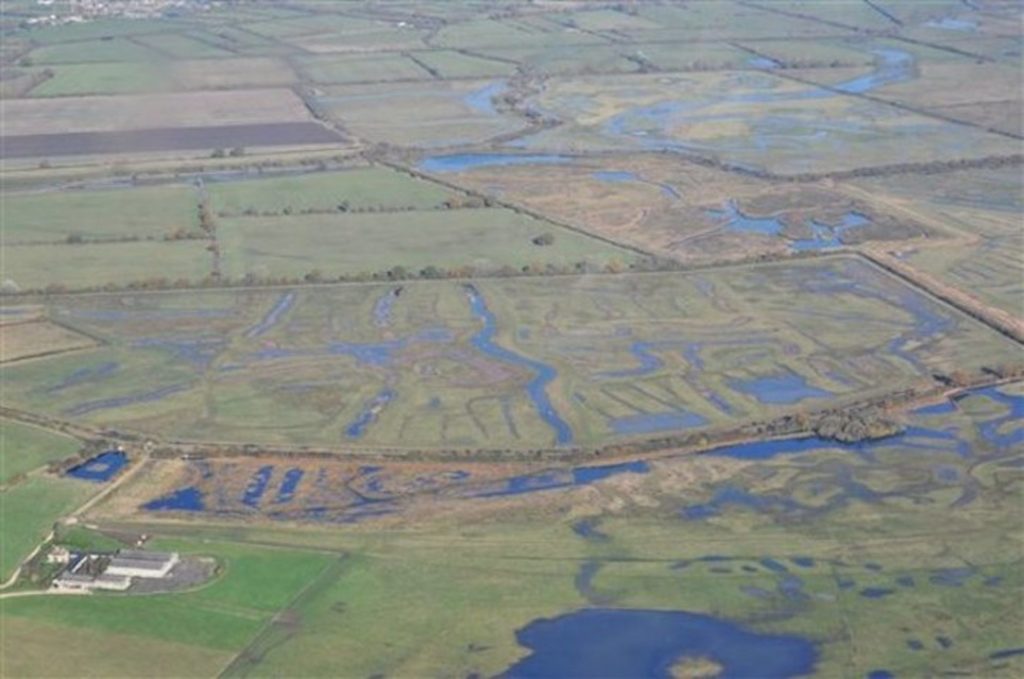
[
  {"left": 52, "top": 572, "right": 130, "bottom": 592},
  {"left": 50, "top": 549, "right": 178, "bottom": 592},
  {"left": 46, "top": 546, "right": 71, "bottom": 564},
  {"left": 106, "top": 550, "right": 179, "bottom": 578}
]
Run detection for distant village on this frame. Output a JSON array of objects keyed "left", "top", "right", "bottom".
[{"left": 23, "top": 0, "right": 216, "bottom": 27}]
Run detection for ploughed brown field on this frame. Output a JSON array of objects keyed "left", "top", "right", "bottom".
[{"left": 0, "top": 122, "right": 344, "bottom": 159}]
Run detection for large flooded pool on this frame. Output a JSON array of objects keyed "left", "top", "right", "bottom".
[{"left": 501, "top": 608, "right": 817, "bottom": 678}]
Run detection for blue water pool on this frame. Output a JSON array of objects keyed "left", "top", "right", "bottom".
[
  {"left": 501, "top": 608, "right": 818, "bottom": 678},
  {"left": 66, "top": 451, "right": 127, "bottom": 482}
]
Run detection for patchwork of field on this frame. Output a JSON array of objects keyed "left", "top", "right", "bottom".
[
  {"left": 0, "top": 1, "right": 1021, "bottom": 676},
  {"left": 434, "top": 154, "right": 937, "bottom": 262},
  {"left": 2, "top": 257, "right": 1016, "bottom": 451}
]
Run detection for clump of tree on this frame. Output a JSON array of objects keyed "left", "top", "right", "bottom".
[{"left": 810, "top": 408, "right": 903, "bottom": 443}]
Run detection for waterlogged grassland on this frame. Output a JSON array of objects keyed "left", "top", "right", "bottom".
[
  {"left": 4, "top": 184, "right": 200, "bottom": 243},
  {"left": 216, "top": 207, "right": 627, "bottom": 280},
  {"left": 0, "top": 419, "right": 80, "bottom": 483},
  {"left": 0, "top": 475, "right": 95, "bottom": 579},
  {"left": 43, "top": 382, "right": 1022, "bottom": 677},
  {"left": 518, "top": 70, "right": 1011, "bottom": 174},
  {"left": 207, "top": 167, "right": 457, "bottom": 215},
  {"left": 437, "top": 155, "right": 934, "bottom": 262},
  {"left": 2, "top": 257, "right": 1016, "bottom": 451}
]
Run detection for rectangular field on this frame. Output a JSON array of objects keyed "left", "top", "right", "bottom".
[
  {"left": 2, "top": 240, "right": 213, "bottom": 291},
  {"left": 216, "top": 207, "right": 635, "bottom": 279},
  {"left": 207, "top": 166, "right": 457, "bottom": 215},
  {"left": 0, "top": 123, "right": 343, "bottom": 160},
  {"left": 0, "top": 88, "right": 314, "bottom": 136},
  {"left": 1, "top": 256, "right": 1016, "bottom": 451},
  {"left": 4, "top": 184, "right": 200, "bottom": 243},
  {"left": 312, "top": 80, "right": 523, "bottom": 147}
]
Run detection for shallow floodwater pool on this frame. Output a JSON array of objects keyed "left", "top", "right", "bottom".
[
  {"left": 501, "top": 608, "right": 817, "bottom": 678},
  {"left": 66, "top": 450, "right": 127, "bottom": 482}
]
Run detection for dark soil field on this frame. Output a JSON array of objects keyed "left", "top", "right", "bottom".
[{"left": 0, "top": 122, "right": 344, "bottom": 158}]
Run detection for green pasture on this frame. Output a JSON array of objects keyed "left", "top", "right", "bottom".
[
  {"left": 432, "top": 18, "right": 604, "bottom": 50},
  {"left": 0, "top": 419, "right": 80, "bottom": 483},
  {"left": 0, "top": 475, "right": 95, "bottom": 579},
  {"left": 1, "top": 539, "right": 334, "bottom": 675},
  {"left": 295, "top": 53, "right": 428, "bottom": 84},
  {"left": 630, "top": 43, "right": 752, "bottom": 71},
  {"left": 170, "top": 57, "right": 297, "bottom": 89},
  {"left": 207, "top": 167, "right": 457, "bottom": 215},
  {"left": 135, "top": 32, "right": 235, "bottom": 59},
  {"left": 485, "top": 44, "right": 640, "bottom": 76},
  {"left": 2, "top": 240, "right": 213, "bottom": 291},
  {"left": 29, "top": 61, "right": 169, "bottom": 96},
  {"left": 4, "top": 184, "right": 199, "bottom": 244},
  {"left": 26, "top": 37, "right": 161, "bottom": 64},
  {"left": 410, "top": 50, "right": 516, "bottom": 78},
  {"left": 217, "top": 207, "right": 627, "bottom": 279}
]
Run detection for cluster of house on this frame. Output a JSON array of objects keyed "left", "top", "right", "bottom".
[{"left": 50, "top": 547, "right": 179, "bottom": 592}]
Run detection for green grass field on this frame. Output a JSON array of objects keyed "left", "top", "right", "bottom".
[
  {"left": 2, "top": 240, "right": 213, "bottom": 291},
  {"left": 0, "top": 419, "right": 80, "bottom": 483},
  {"left": 409, "top": 50, "right": 516, "bottom": 78},
  {"left": 135, "top": 32, "right": 235, "bottom": 59},
  {"left": 216, "top": 207, "right": 629, "bottom": 280},
  {"left": 4, "top": 184, "right": 200, "bottom": 244},
  {"left": 207, "top": 167, "right": 457, "bottom": 216},
  {"left": 313, "top": 80, "right": 522, "bottom": 147},
  {"left": 295, "top": 53, "right": 429, "bottom": 84},
  {"left": 1, "top": 539, "right": 335, "bottom": 675},
  {"left": 28, "top": 62, "right": 168, "bottom": 96},
  {"left": 26, "top": 37, "right": 161, "bottom": 64},
  {"left": 0, "top": 475, "right": 96, "bottom": 579}
]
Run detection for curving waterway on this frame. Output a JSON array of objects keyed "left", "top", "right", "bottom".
[{"left": 465, "top": 285, "right": 573, "bottom": 445}]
